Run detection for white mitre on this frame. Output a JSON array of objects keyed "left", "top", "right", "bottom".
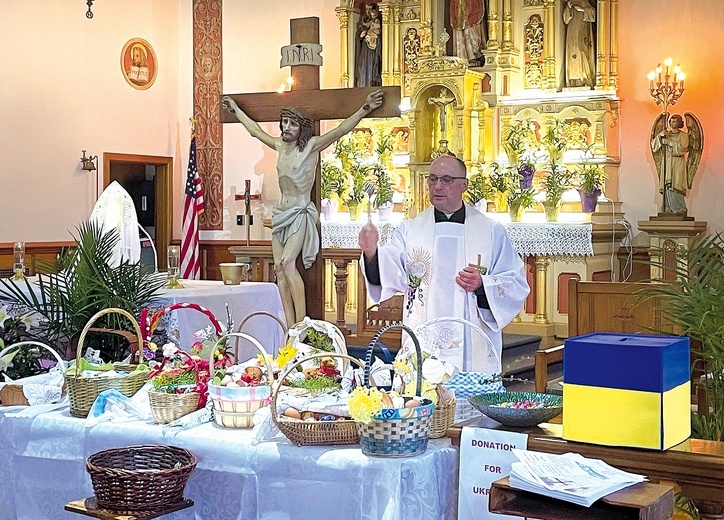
[{"left": 90, "top": 181, "right": 141, "bottom": 266}]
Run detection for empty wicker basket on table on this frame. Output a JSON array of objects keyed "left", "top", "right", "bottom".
[
  {"left": 235, "top": 310, "right": 287, "bottom": 360},
  {"left": 66, "top": 308, "right": 147, "bottom": 418},
  {"left": 86, "top": 444, "right": 196, "bottom": 512},
  {"left": 141, "top": 302, "right": 224, "bottom": 424},
  {"left": 271, "top": 352, "right": 365, "bottom": 446},
  {"left": 357, "top": 323, "right": 435, "bottom": 457},
  {"left": 0, "top": 341, "right": 67, "bottom": 406},
  {"left": 208, "top": 331, "right": 274, "bottom": 428}
]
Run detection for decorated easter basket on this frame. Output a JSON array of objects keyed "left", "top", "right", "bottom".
[
  {"left": 0, "top": 341, "right": 67, "bottom": 406},
  {"left": 86, "top": 444, "right": 196, "bottom": 512},
  {"left": 66, "top": 308, "right": 147, "bottom": 418},
  {"left": 208, "top": 332, "right": 274, "bottom": 429},
  {"left": 284, "top": 318, "right": 348, "bottom": 361},
  {"left": 357, "top": 323, "right": 435, "bottom": 458},
  {"left": 141, "top": 303, "right": 224, "bottom": 424},
  {"left": 413, "top": 316, "right": 504, "bottom": 423},
  {"left": 235, "top": 311, "right": 287, "bottom": 360},
  {"left": 271, "top": 352, "right": 364, "bottom": 446}
]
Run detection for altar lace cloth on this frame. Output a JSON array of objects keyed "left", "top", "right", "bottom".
[{"left": 322, "top": 220, "right": 593, "bottom": 257}]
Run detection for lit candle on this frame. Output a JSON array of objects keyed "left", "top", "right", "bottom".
[
  {"left": 679, "top": 72, "right": 686, "bottom": 90},
  {"left": 664, "top": 57, "right": 673, "bottom": 68},
  {"left": 286, "top": 76, "right": 295, "bottom": 87},
  {"left": 656, "top": 65, "right": 662, "bottom": 83},
  {"left": 277, "top": 82, "right": 286, "bottom": 93},
  {"left": 647, "top": 70, "right": 656, "bottom": 90}
]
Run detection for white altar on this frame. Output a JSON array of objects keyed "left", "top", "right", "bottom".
[
  {"left": 0, "top": 279, "right": 286, "bottom": 359},
  {"left": 0, "top": 407, "right": 458, "bottom": 520}
]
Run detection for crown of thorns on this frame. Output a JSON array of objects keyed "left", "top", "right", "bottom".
[{"left": 280, "top": 108, "right": 313, "bottom": 128}]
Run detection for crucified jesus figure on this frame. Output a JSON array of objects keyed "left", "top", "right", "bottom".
[{"left": 222, "top": 89, "right": 384, "bottom": 326}]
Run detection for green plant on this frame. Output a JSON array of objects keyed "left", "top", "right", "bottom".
[
  {"left": 542, "top": 118, "right": 567, "bottom": 163},
  {"left": 0, "top": 221, "right": 166, "bottom": 348},
  {"left": 371, "top": 166, "right": 395, "bottom": 208},
  {"left": 575, "top": 146, "right": 608, "bottom": 195},
  {"left": 502, "top": 119, "right": 537, "bottom": 167},
  {"left": 346, "top": 163, "right": 369, "bottom": 204},
  {"left": 506, "top": 186, "right": 536, "bottom": 209},
  {"left": 541, "top": 164, "right": 573, "bottom": 206},
  {"left": 464, "top": 169, "right": 494, "bottom": 205},
  {"left": 488, "top": 163, "right": 517, "bottom": 194},
  {"left": 304, "top": 328, "right": 334, "bottom": 353},
  {"left": 375, "top": 129, "right": 393, "bottom": 167},
  {"left": 321, "top": 160, "right": 347, "bottom": 199},
  {"left": 636, "top": 234, "right": 724, "bottom": 441}
]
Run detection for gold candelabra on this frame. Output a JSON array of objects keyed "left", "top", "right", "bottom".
[{"left": 647, "top": 57, "right": 685, "bottom": 117}]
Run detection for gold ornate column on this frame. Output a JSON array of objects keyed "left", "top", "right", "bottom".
[
  {"left": 336, "top": 7, "right": 351, "bottom": 88},
  {"left": 473, "top": 85, "right": 489, "bottom": 164},
  {"left": 595, "top": 0, "right": 609, "bottom": 89},
  {"left": 534, "top": 256, "right": 550, "bottom": 324},
  {"left": 332, "top": 258, "right": 351, "bottom": 334},
  {"left": 542, "top": 0, "right": 557, "bottom": 90},
  {"left": 487, "top": 0, "right": 500, "bottom": 50},
  {"left": 418, "top": 0, "right": 433, "bottom": 55},
  {"left": 502, "top": 0, "right": 513, "bottom": 51},
  {"left": 608, "top": 0, "right": 619, "bottom": 89},
  {"left": 379, "top": 4, "right": 392, "bottom": 85},
  {"left": 392, "top": 5, "right": 402, "bottom": 86}
]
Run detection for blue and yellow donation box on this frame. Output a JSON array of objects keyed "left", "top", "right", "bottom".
[{"left": 562, "top": 332, "right": 690, "bottom": 450}]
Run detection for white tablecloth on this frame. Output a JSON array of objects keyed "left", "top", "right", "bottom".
[
  {"left": 0, "top": 407, "right": 458, "bottom": 520},
  {"left": 156, "top": 280, "right": 286, "bottom": 360},
  {"left": 322, "top": 219, "right": 593, "bottom": 257},
  {"left": 0, "top": 279, "right": 286, "bottom": 361}
]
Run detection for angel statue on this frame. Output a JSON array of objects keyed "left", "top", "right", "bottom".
[{"left": 650, "top": 113, "right": 703, "bottom": 216}]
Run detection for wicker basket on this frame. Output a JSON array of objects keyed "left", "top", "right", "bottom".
[
  {"left": 0, "top": 341, "right": 66, "bottom": 406},
  {"left": 141, "top": 302, "right": 225, "bottom": 424},
  {"left": 428, "top": 396, "right": 456, "bottom": 439},
  {"left": 66, "top": 309, "right": 147, "bottom": 418},
  {"left": 208, "top": 332, "right": 274, "bottom": 428},
  {"left": 414, "top": 316, "right": 504, "bottom": 424},
  {"left": 235, "top": 311, "right": 287, "bottom": 360},
  {"left": 284, "top": 318, "right": 348, "bottom": 358},
  {"left": 86, "top": 444, "right": 196, "bottom": 512},
  {"left": 271, "top": 352, "right": 364, "bottom": 446},
  {"left": 357, "top": 323, "right": 435, "bottom": 457}
]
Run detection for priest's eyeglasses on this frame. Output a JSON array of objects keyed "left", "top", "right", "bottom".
[{"left": 427, "top": 175, "right": 467, "bottom": 186}]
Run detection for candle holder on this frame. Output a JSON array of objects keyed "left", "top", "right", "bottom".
[
  {"left": 647, "top": 57, "right": 685, "bottom": 118},
  {"left": 11, "top": 242, "right": 26, "bottom": 281},
  {"left": 165, "top": 246, "right": 185, "bottom": 289}
]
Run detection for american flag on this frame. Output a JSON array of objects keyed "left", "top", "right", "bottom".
[{"left": 180, "top": 136, "right": 204, "bottom": 279}]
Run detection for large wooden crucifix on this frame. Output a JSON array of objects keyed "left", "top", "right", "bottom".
[{"left": 221, "top": 16, "right": 400, "bottom": 325}]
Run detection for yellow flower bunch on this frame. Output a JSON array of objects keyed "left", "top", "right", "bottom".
[
  {"left": 392, "top": 359, "right": 410, "bottom": 374},
  {"left": 275, "top": 345, "right": 298, "bottom": 369},
  {"left": 400, "top": 380, "right": 438, "bottom": 405},
  {"left": 348, "top": 386, "right": 384, "bottom": 424}
]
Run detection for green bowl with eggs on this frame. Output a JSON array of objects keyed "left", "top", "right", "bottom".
[{"left": 468, "top": 391, "right": 562, "bottom": 427}]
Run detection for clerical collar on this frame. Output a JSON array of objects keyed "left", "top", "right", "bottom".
[{"left": 434, "top": 206, "right": 465, "bottom": 224}]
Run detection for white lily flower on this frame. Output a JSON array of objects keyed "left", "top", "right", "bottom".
[
  {"left": 0, "top": 305, "right": 9, "bottom": 329},
  {"left": 20, "top": 311, "right": 45, "bottom": 331}
]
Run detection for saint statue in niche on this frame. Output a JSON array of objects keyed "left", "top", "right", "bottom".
[
  {"left": 355, "top": 2, "right": 383, "bottom": 87},
  {"left": 563, "top": 0, "right": 596, "bottom": 88},
  {"left": 449, "top": 0, "right": 487, "bottom": 66}
]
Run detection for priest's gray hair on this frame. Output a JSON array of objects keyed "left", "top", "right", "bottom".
[{"left": 280, "top": 107, "right": 314, "bottom": 151}]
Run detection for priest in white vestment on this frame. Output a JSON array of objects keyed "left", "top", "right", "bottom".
[{"left": 359, "top": 156, "right": 529, "bottom": 373}]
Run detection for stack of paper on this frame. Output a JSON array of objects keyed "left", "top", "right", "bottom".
[{"left": 509, "top": 450, "right": 646, "bottom": 507}]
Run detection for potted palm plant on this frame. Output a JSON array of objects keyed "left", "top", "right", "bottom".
[
  {"left": 0, "top": 221, "right": 166, "bottom": 360},
  {"left": 636, "top": 234, "right": 724, "bottom": 442},
  {"left": 507, "top": 186, "right": 536, "bottom": 222},
  {"left": 488, "top": 163, "right": 515, "bottom": 213}
]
